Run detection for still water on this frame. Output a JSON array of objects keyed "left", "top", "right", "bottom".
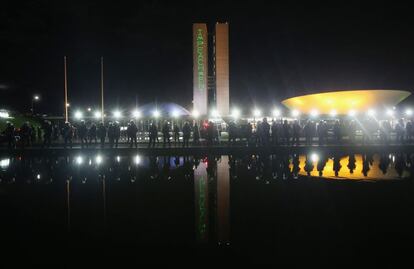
[{"left": 0, "top": 153, "right": 413, "bottom": 265}]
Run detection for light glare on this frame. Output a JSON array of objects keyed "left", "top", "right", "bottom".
[
  {"left": 113, "top": 110, "right": 122, "bottom": 119},
  {"left": 74, "top": 111, "right": 83, "bottom": 120}
]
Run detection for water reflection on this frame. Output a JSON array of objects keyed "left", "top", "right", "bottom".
[{"left": 0, "top": 152, "right": 412, "bottom": 246}]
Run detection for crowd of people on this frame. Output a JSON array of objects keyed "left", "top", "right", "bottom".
[{"left": 1, "top": 117, "right": 414, "bottom": 149}]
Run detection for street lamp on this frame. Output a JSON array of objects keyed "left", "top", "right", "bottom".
[
  {"left": 94, "top": 111, "right": 102, "bottom": 119},
  {"left": 74, "top": 110, "right": 83, "bottom": 120},
  {"left": 113, "top": 110, "right": 122, "bottom": 119},
  {"left": 192, "top": 110, "right": 200, "bottom": 119},
  {"left": 272, "top": 109, "right": 281, "bottom": 118},
  {"left": 31, "top": 95, "right": 40, "bottom": 114},
  {"left": 231, "top": 108, "right": 241, "bottom": 119},
  {"left": 133, "top": 110, "right": 142, "bottom": 119},
  {"left": 291, "top": 110, "right": 300, "bottom": 118},
  {"left": 153, "top": 110, "right": 161, "bottom": 118}
]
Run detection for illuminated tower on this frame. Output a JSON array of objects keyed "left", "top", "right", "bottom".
[
  {"left": 214, "top": 23, "right": 230, "bottom": 116},
  {"left": 193, "top": 23, "right": 208, "bottom": 116}
]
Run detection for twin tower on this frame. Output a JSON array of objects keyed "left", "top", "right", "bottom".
[{"left": 193, "top": 23, "right": 229, "bottom": 117}]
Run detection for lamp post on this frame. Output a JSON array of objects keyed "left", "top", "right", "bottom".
[{"left": 31, "top": 95, "right": 40, "bottom": 115}]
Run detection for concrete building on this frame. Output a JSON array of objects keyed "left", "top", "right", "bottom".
[
  {"left": 214, "top": 23, "right": 230, "bottom": 116},
  {"left": 193, "top": 22, "right": 230, "bottom": 117},
  {"left": 193, "top": 23, "right": 208, "bottom": 116}
]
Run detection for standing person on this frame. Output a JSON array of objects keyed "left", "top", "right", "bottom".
[
  {"left": 193, "top": 123, "right": 200, "bottom": 145},
  {"left": 88, "top": 123, "right": 97, "bottom": 145},
  {"left": 318, "top": 120, "right": 328, "bottom": 145},
  {"left": 30, "top": 124, "right": 36, "bottom": 145},
  {"left": 182, "top": 121, "right": 191, "bottom": 147},
  {"left": 228, "top": 121, "right": 237, "bottom": 146},
  {"left": 333, "top": 120, "right": 341, "bottom": 144},
  {"left": 63, "top": 122, "right": 73, "bottom": 149},
  {"left": 97, "top": 122, "right": 107, "bottom": 148},
  {"left": 162, "top": 121, "right": 171, "bottom": 148},
  {"left": 20, "top": 122, "right": 31, "bottom": 148},
  {"left": 206, "top": 121, "right": 215, "bottom": 145},
  {"left": 148, "top": 122, "right": 158, "bottom": 148},
  {"left": 292, "top": 120, "right": 301, "bottom": 145},
  {"left": 380, "top": 120, "right": 392, "bottom": 144},
  {"left": 271, "top": 120, "right": 279, "bottom": 146},
  {"left": 107, "top": 122, "right": 115, "bottom": 148},
  {"left": 395, "top": 119, "right": 405, "bottom": 144},
  {"left": 406, "top": 120, "right": 413, "bottom": 143},
  {"left": 282, "top": 120, "right": 290, "bottom": 145},
  {"left": 42, "top": 121, "right": 52, "bottom": 148},
  {"left": 255, "top": 121, "right": 262, "bottom": 146},
  {"left": 173, "top": 123, "right": 180, "bottom": 145},
  {"left": 114, "top": 121, "right": 121, "bottom": 148},
  {"left": 37, "top": 126, "right": 42, "bottom": 143},
  {"left": 127, "top": 120, "right": 138, "bottom": 148},
  {"left": 245, "top": 122, "right": 253, "bottom": 146},
  {"left": 5, "top": 122, "right": 16, "bottom": 149},
  {"left": 304, "top": 120, "right": 313, "bottom": 145},
  {"left": 348, "top": 120, "right": 357, "bottom": 144},
  {"left": 78, "top": 120, "right": 88, "bottom": 148},
  {"left": 261, "top": 118, "right": 270, "bottom": 146}
]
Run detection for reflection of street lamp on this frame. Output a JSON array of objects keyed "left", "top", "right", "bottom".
[{"left": 31, "top": 95, "right": 40, "bottom": 114}]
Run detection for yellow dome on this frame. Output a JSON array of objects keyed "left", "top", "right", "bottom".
[{"left": 282, "top": 89, "right": 411, "bottom": 115}]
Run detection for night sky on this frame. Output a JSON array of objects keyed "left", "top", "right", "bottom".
[{"left": 1, "top": 1, "right": 414, "bottom": 114}]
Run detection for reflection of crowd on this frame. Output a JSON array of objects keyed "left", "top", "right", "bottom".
[
  {"left": 2, "top": 117, "right": 414, "bottom": 149},
  {"left": 1, "top": 153, "right": 413, "bottom": 184}
]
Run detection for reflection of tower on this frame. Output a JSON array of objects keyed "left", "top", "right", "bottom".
[
  {"left": 194, "top": 160, "right": 209, "bottom": 243},
  {"left": 193, "top": 23, "right": 229, "bottom": 116},
  {"left": 217, "top": 156, "right": 230, "bottom": 244},
  {"left": 194, "top": 156, "right": 230, "bottom": 244}
]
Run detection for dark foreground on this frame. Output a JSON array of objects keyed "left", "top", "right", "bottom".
[{"left": 0, "top": 153, "right": 413, "bottom": 266}]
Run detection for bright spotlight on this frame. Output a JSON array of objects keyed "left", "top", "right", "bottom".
[
  {"left": 134, "top": 155, "right": 141, "bottom": 165},
  {"left": 311, "top": 153, "right": 319, "bottom": 162},
  {"left": 132, "top": 110, "right": 142, "bottom": 118},
  {"left": 0, "top": 158, "right": 10, "bottom": 169},
  {"left": 113, "top": 110, "right": 122, "bottom": 119},
  {"left": 192, "top": 110, "right": 200, "bottom": 119},
  {"left": 66, "top": 103, "right": 70, "bottom": 107},
  {"left": 406, "top": 109, "right": 413, "bottom": 116},
  {"left": 310, "top": 109, "right": 319, "bottom": 118},
  {"left": 94, "top": 111, "right": 102, "bottom": 119},
  {"left": 272, "top": 109, "right": 281, "bottom": 118},
  {"left": 74, "top": 110, "right": 83, "bottom": 120},
  {"left": 153, "top": 110, "right": 160, "bottom": 118},
  {"left": 253, "top": 109, "right": 261, "bottom": 118},
  {"left": 211, "top": 109, "right": 220, "bottom": 118},
  {"left": 75, "top": 156, "right": 83, "bottom": 165},
  {"left": 291, "top": 110, "right": 300, "bottom": 118},
  {"left": 0, "top": 111, "right": 10, "bottom": 119},
  {"left": 87, "top": 107, "right": 92, "bottom": 112},
  {"left": 231, "top": 108, "right": 241, "bottom": 119},
  {"left": 36, "top": 174, "right": 41, "bottom": 180},
  {"left": 116, "top": 156, "right": 121, "bottom": 163},
  {"left": 329, "top": 110, "right": 337, "bottom": 117},
  {"left": 33, "top": 95, "right": 40, "bottom": 101},
  {"left": 367, "top": 109, "right": 376, "bottom": 117},
  {"left": 95, "top": 155, "right": 103, "bottom": 165},
  {"left": 348, "top": 110, "right": 357, "bottom": 117},
  {"left": 172, "top": 110, "right": 179, "bottom": 118},
  {"left": 386, "top": 109, "right": 394, "bottom": 117}
]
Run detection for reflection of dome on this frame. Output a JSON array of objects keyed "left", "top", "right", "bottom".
[
  {"left": 282, "top": 89, "right": 411, "bottom": 115},
  {"left": 138, "top": 103, "right": 190, "bottom": 117}
]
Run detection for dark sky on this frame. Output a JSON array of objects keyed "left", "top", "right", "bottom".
[{"left": 1, "top": 0, "right": 414, "bottom": 114}]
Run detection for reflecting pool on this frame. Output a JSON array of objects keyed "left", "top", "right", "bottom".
[{"left": 0, "top": 152, "right": 413, "bottom": 265}]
